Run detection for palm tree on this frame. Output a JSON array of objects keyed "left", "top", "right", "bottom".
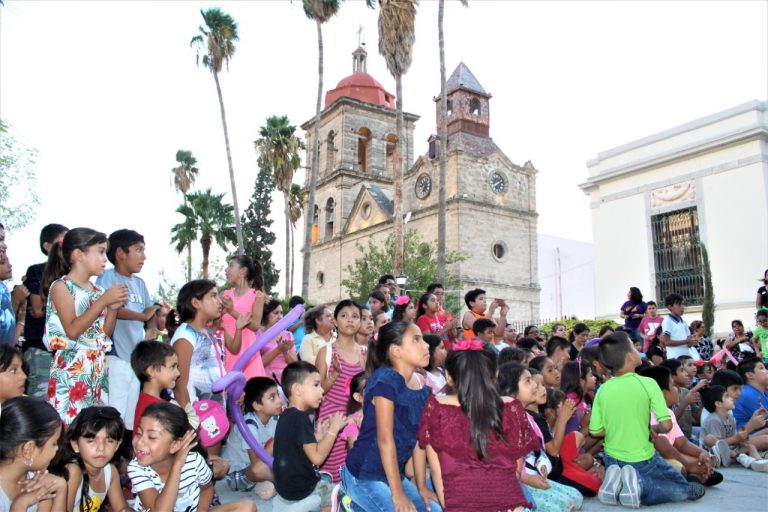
[
  {"left": 190, "top": 7, "right": 244, "bottom": 255},
  {"left": 377, "top": 0, "right": 417, "bottom": 275},
  {"left": 300, "top": 0, "right": 342, "bottom": 299},
  {"left": 288, "top": 183, "right": 306, "bottom": 296},
  {"left": 254, "top": 116, "right": 305, "bottom": 298},
  {"left": 437, "top": 0, "right": 467, "bottom": 281},
  {"left": 171, "top": 149, "right": 199, "bottom": 281},
  {"left": 171, "top": 188, "right": 237, "bottom": 279}
]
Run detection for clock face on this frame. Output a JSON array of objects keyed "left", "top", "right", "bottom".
[
  {"left": 415, "top": 173, "right": 432, "bottom": 199},
  {"left": 489, "top": 172, "right": 507, "bottom": 194}
]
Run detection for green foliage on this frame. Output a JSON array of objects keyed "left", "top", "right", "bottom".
[
  {"left": 191, "top": 7, "right": 239, "bottom": 74},
  {"left": 539, "top": 318, "right": 619, "bottom": 337},
  {"left": 341, "top": 229, "right": 467, "bottom": 305},
  {"left": 0, "top": 120, "right": 40, "bottom": 231},
  {"left": 170, "top": 188, "right": 236, "bottom": 278},
  {"left": 701, "top": 243, "right": 715, "bottom": 337},
  {"left": 242, "top": 164, "right": 280, "bottom": 295}
]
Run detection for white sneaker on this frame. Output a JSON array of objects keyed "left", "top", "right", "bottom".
[
  {"left": 749, "top": 459, "right": 768, "bottom": 473},
  {"left": 736, "top": 453, "right": 755, "bottom": 468},
  {"left": 618, "top": 465, "right": 641, "bottom": 509},
  {"left": 714, "top": 440, "right": 732, "bottom": 467},
  {"left": 598, "top": 464, "right": 622, "bottom": 505}
]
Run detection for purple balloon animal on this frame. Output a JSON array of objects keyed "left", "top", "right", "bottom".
[{"left": 212, "top": 304, "right": 305, "bottom": 467}]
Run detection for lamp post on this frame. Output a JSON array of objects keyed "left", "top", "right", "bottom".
[{"left": 395, "top": 273, "right": 408, "bottom": 296}]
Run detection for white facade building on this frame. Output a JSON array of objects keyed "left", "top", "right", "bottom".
[
  {"left": 538, "top": 234, "right": 594, "bottom": 320},
  {"left": 580, "top": 100, "right": 768, "bottom": 333}
]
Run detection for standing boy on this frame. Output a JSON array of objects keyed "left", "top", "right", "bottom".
[
  {"left": 97, "top": 229, "right": 158, "bottom": 431},
  {"left": 461, "top": 288, "right": 506, "bottom": 341},
  {"left": 273, "top": 361, "right": 347, "bottom": 511},
  {"left": 638, "top": 301, "right": 663, "bottom": 353},
  {"left": 752, "top": 310, "right": 768, "bottom": 363},
  {"left": 660, "top": 293, "right": 699, "bottom": 360},
  {"left": 590, "top": 332, "right": 701, "bottom": 508},
  {"left": 20, "top": 223, "right": 68, "bottom": 397}
]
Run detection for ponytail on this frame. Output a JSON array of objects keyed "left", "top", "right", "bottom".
[
  {"left": 41, "top": 228, "right": 107, "bottom": 297},
  {"left": 41, "top": 240, "right": 69, "bottom": 298}
]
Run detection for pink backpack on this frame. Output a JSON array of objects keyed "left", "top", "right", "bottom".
[{"left": 193, "top": 400, "right": 229, "bottom": 447}]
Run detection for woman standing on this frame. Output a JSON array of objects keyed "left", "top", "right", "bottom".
[{"left": 620, "top": 287, "right": 647, "bottom": 344}]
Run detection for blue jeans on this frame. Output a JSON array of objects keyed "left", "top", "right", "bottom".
[
  {"left": 603, "top": 452, "right": 689, "bottom": 505},
  {"left": 340, "top": 465, "right": 442, "bottom": 512}
]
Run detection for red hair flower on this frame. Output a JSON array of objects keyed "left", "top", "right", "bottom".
[{"left": 452, "top": 338, "right": 485, "bottom": 352}]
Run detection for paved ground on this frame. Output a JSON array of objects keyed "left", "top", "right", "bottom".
[{"left": 216, "top": 465, "right": 768, "bottom": 511}]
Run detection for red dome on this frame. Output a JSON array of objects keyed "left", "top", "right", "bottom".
[{"left": 325, "top": 73, "right": 395, "bottom": 109}]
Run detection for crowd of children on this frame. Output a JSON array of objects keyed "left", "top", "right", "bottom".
[{"left": 1, "top": 223, "right": 768, "bottom": 511}]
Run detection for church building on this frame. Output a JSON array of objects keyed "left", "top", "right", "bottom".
[{"left": 302, "top": 46, "right": 540, "bottom": 320}]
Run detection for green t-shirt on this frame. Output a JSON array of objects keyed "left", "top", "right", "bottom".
[
  {"left": 754, "top": 325, "right": 768, "bottom": 361},
  {"left": 589, "top": 372, "right": 670, "bottom": 463}
]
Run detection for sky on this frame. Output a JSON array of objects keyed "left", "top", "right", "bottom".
[{"left": 1, "top": 0, "right": 766, "bottom": 298}]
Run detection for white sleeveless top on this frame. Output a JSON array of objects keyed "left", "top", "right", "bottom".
[{"left": 71, "top": 463, "right": 112, "bottom": 512}]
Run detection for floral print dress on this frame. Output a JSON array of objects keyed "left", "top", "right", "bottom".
[{"left": 45, "top": 277, "right": 111, "bottom": 424}]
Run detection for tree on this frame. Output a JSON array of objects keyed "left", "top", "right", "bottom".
[
  {"left": 436, "top": 0, "right": 467, "bottom": 281},
  {"left": 342, "top": 229, "right": 467, "bottom": 308},
  {"left": 0, "top": 120, "right": 40, "bottom": 231},
  {"left": 288, "top": 183, "right": 306, "bottom": 295},
  {"left": 191, "top": 7, "right": 244, "bottom": 255},
  {"left": 242, "top": 164, "right": 280, "bottom": 295},
  {"left": 171, "top": 149, "right": 199, "bottom": 281},
  {"left": 170, "top": 188, "right": 237, "bottom": 279},
  {"left": 701, "top": 243, "right": 715, "bottom": 337},
  {"left": 377, "top": 0, "right": 417, "bottom": 275},
  {"left": 300, "top": 0, "right": 343, "bottom": 298},
  {"left": 254, "top": 115, "right": 305, "bottom": 298}
]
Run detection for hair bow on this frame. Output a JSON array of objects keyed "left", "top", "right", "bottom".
[
  {"left": 452, "top": 338, "right": 485, "bottom": 352},
  {"left": 395, "top": 295, "right": 411, "bottom": 306}
]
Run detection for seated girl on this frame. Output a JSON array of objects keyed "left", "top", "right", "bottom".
[{"left": 418, "top": 339, "right": 537, "bottom": 511}]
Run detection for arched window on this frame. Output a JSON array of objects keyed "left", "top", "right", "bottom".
[
  {"left": 325, "top": 198, "right": 335, "bottom": 238},
  {"left": 446, "top": 99, "right": 453, "bottom": 116},
  {"left": 357, "top": 127, "right": 371, "bottom": 173},
  {"left": 325, "top": 130, "right": 336, "bottom": 173},
  {"left": 469, "top": 98, "right": 480, "bottom": 116},
  {"left": 385, "top": 133, "right": 397, "bottom": 177}
]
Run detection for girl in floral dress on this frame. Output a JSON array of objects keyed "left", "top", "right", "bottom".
[
  {"left": 42, "top": 228, "right": 129, "bottom": 424},
  {"left": 315, "top": 299, "right": 366, "bottom": 482}
]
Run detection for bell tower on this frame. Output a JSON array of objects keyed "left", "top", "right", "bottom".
[{"left": 436, "top": 62, "right": 491, "bottom": 138}]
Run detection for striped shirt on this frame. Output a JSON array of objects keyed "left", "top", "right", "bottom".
[{"left": 128, "top": 451, "right": 212, "bottom": 512}]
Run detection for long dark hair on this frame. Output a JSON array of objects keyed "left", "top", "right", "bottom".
[
  {"left": 446, "top": 349, "right": 505, "bottom": 460},
  {"left": 346, "top": 371, "right": 367, "bottom": 415},
  {"left": 176, "top": 279, "right": 217, "bottom": 323},
  {"left": 41, "top": 227, "right": 107, "bottom": 297},
  {"left": 391, "top": 297, "right": 412, "bottom": 323},
  {"left": 628, "top": 287, "right": 643, "bottom": 305},
  {"left": 415, "top": 293, "right": 434, "bottom": 320},
  {"left": 51, "top": 407, "right": 124, "bottom": 512},
  {"left": 568, "top": 322, "right": 589, "bottom": 343},
  {"left": 371, "top": 321, "right": 412, "bottom": 371},
  {"left": 498, "top": 362, "right": 530, "bottom": 397},
  {"left": 231, "top": 255, "right": 264, "bottom": 291},
  {"left": 0, "top": 396, "right": 61, "bottom": 464},
  {"left": 560, "top": 360, "right": 591, "bottom": 403}
]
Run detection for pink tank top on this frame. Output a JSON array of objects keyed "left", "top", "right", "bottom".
[{"left": 221, "top": 288, "right": 265, "bottom": 379}]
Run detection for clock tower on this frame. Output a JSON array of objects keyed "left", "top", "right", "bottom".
[
  {"left": 304, "top": 57, "right": 539, "bottom": 321},
  {"left": 401, "top": 63, "right": 540, "bottom": 320}
]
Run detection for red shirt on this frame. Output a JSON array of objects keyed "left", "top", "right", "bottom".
[{"left": 133, "top": 392, "right": 164, "bottom": 433}]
